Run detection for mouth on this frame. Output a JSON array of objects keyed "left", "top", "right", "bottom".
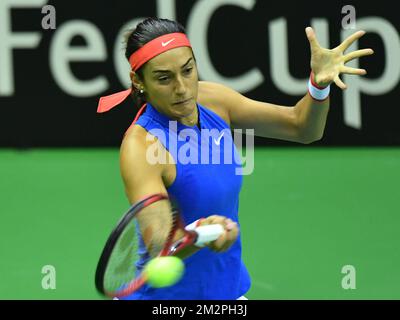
[{"left": 173, "top": 98, "right": 192, "bottom": 105}]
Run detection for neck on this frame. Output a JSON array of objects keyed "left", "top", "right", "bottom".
[{"left": 149, "top": 102, "right": 199, "bottom": 127}]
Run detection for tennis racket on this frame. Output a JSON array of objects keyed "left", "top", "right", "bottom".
[{"left": 95, "top": 193, "right": 224, "bottom": 298}]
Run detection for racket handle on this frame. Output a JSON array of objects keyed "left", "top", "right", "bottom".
[{"left": 194, "top": 224, "right": 225, "bottom": 246}]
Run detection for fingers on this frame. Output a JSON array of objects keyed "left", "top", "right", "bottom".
[
  {"left": 326, "top": 66, "right": 367, "bottom": 90},
  {"left": 305, "top": 27, "right": 321, "bottom": 51},
  {"left": 212, "top": 232, "right": 229, "bottom": 252},
  {"left": 334, "top": 76, "right": 347, "bottom": 90},
  {"left": 221, "top": 219, "right": 239, "bottom": 251},
  {"left": 335, "top": 65, "right": 368, "bottom": 90},
  {"left": 213, "top": 223, "right": 239, "bottom": 252},
  {"left": 201, "top": 215, "right": 239, "bottom": 253},
  {"left": 338, "top": 30, "right": 366, "bottom": 52},
  {"left": 344, "top": 48, "right": 374, "bottom": 63},
  {"left": 199, "top": 215, "right": 224, "bottom": 226},
  {"left": 341, "top": 66, "right": 367, "bottom": 76}
]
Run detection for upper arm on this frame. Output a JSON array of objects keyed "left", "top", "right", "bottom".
[
  {"left": 198, "top": 81, "right": 302, "bottom": 143},
  {"left": 119, "top": 129, "right": 173, "bottom": 255}
]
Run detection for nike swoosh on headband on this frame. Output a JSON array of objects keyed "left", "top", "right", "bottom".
[{"left": 161, "top": 38, "right": 175, "bottom": 47}]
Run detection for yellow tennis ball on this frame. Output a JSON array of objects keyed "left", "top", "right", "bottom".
[{"left": 144, "top": 256, "right": 184, "bottom": 288}]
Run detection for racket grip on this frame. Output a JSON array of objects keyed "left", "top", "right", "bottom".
[{"left": 194, "top": 224, "right": 225, "bottom": 246}]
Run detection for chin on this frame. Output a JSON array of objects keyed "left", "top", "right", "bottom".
[
  {"left": 173, "top": 101, "right": 196, "bottom": 117},
  {"left": 184, "top": 101, "right": 196, "bottom": 115}
]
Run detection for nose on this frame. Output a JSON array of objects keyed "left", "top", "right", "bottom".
[{"left": 174, "top": 75, "right": 186, "bottom": 96}]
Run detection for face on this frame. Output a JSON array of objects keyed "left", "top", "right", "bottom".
[{"left": 131, "top": 47, "right": 199, "bottom": 121}]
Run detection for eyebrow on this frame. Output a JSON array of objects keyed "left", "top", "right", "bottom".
[{"left": 152, "top": 57, "right": 193, "bottom": 74}]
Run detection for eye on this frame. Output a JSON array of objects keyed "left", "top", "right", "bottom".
[
  {"left": 184, "top": 67, "right": 193, "bottom": 75},
  {"left": 158, "top": 76, "right": 169, "bottom": 82}
]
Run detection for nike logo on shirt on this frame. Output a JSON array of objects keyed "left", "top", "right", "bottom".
[{"left": 214, "top": 132, "right": 224, "bottom": 145}]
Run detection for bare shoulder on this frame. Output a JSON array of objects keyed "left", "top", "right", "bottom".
[
  {"left": 197, "top": 81, "right": 237, "bottom": 126},
  {"left": 120, "top": 124, "right": 165, "bottom": 168},
  {"left": 120, "top": 125, "right": 168, "bottom": 203},
  {"left": 120, "top": 125, "right": 154, "bottom": 178},
  {"left": 120, "top": 124, "right": 149, "bottom": 156}
]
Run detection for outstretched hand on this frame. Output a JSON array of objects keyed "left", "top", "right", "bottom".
[{"left": 305, "top": 27, "right": 374, "bottom": 89}]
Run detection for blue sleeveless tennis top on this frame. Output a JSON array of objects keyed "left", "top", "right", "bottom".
[{"left": 123, "top": 102, "right": 251, "bottom": 300}]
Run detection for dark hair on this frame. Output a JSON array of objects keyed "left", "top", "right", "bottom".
[{"left": 124, "top": 17, "right": 187, "bottom": 108}]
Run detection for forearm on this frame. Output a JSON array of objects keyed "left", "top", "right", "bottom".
[{"left": 294, "top": 93, "right": 330, "bottom": 143}]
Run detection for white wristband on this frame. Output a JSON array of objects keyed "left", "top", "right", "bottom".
[{"left": 308, "top": 73, "right": 330, "bottom": 101}]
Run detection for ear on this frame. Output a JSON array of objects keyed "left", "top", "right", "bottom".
[{"left": 130, "top": 71, "right": 144, "bottom": 91}]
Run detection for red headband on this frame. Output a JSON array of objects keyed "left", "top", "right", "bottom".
[{"left": 97, "top": 33, "right": 191, "bottom": 113}]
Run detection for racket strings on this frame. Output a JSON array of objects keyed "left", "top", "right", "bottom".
[
  {"left": 137, "top": 200, "right": 179, "bottom": 258},
  {"left": 97, "top": 195, "right": 182, "bottom": 296},
  {"left": 103, "top": 220, "right": 140, "bottom": 293}
]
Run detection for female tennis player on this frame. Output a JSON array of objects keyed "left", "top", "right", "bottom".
[{"left": 97, "top": 17, "right": 373, "bottom": 300}]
